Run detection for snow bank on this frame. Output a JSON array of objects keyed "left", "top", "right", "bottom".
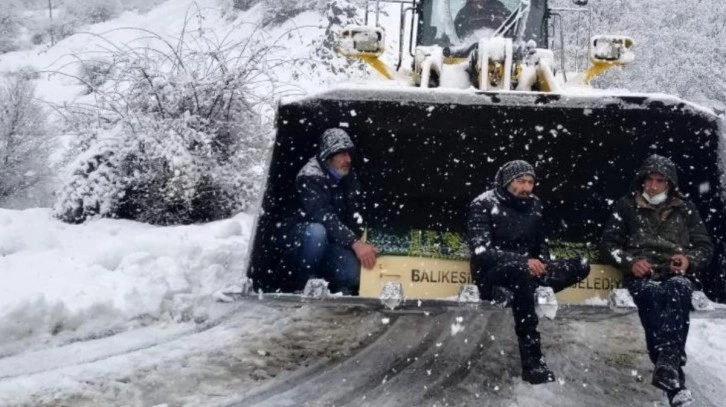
[{"left": 0, "top": 208, "right": 252, "bottom": 348}]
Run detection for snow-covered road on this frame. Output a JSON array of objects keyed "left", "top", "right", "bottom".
[
  {"left": 0, "top": 299, "right": 384, "bottom": 406},
  {"left": 3, "top": 297, "right": 726, "bottom": 407},
  {"left": 229, "top": 303, "right": 726, "bottom": 407}
]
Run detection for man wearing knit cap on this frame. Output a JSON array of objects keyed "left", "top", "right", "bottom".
[
  {"left": 467, "top": 159, "right": 591, "bottom": 385},
  {"left": 283, "top": 128, "right": 377, "bottom": 295},
  {"left": 600, "top": 154, "right": 712, "bottom": 407}
]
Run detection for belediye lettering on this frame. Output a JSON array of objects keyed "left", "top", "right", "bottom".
[{"left": 574, "top": 277, "right": 621, "bottom": 290}]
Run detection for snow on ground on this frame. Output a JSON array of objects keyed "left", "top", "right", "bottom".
[
  {"left": 0, "top": 300, "right": 384, "bottom": 407},
  {"left": 686, "top": 319, "right": 726, "bottom": 389},
  {"left": 0, "top": 208, "right": 251, "bottom": 353}
]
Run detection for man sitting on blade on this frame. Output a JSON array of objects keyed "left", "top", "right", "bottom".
[
  {"left": 467, "top": 160, "right": 590, "bottom": 384},
  {"left": 600, "top": 154, "right": 713, "bottom": 407},
  {"left": 281, "top": 128, "right": 378, "bottom": 295}
]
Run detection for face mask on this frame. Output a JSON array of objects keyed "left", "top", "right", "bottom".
[{"left": 642, "top": 190, "right": 668, "bottom": 205}]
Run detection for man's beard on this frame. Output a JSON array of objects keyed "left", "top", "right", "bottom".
[{"left": 331, "top": 165, "right": 350, "bottom": 178}]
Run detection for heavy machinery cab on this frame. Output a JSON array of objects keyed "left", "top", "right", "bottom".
[{"left": 417, "top": 0, "right": 548, "bottom": 49}]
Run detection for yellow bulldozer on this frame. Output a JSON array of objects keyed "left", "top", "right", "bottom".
[{"left": 247, "top": 0, "right": 725, "bottom": 305}]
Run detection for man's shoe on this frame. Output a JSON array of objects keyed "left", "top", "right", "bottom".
[
  {"left": 667, "top": 388, "right": 694, "bottom": 407},
  {"left": 652, "top": 351, "right": 682, "bottom": 391},
  {"left": 521, "top": 358, "right": 556, "bottom": 385}
]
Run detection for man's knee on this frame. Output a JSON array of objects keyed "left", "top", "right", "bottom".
[
  {"left": 663, "top": 276, "right": 694, "bottom": 298},
  {"left": 302, "top": 223, "right": 327, "bottom": 245},
  {"left": 627, "top": 279, "right": 660, "bottom": 305}
]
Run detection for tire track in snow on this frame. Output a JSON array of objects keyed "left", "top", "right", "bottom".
[{"left": 226, "top": 306, "right": 726, "bottom": 407}]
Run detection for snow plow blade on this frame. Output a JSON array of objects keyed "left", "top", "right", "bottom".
[{"left": 248, "top": 87, "right": 726, "bottom": 301}]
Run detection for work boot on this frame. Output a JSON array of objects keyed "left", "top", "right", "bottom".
[
  {"left": 653, "top": 350, "right": 682, "bottom": 391},
  {"left": 518, "top": 334, "right": 555, "bottom": 385},
  {"left": 667, "top": 388, "right": 694, "bottom": 407}
]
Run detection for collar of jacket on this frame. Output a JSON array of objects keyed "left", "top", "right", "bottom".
[{"left": 634, "top": 193, "right": 684, "bottom": 221}]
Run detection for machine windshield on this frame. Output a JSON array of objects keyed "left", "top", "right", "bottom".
[{"left": 419, "top": 0, "right": 547, "bottom": 48}]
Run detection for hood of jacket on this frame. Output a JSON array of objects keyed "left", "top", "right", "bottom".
[
  {"left": 317, "top": 128, "right": 355, "bottom": 162},
  {"left": 630, "top": 154, "right": 680, "bottom": 195}
]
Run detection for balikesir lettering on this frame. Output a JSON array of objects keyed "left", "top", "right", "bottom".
[{"left": 411, "top": 269, "right": 472, "bottom": 284}]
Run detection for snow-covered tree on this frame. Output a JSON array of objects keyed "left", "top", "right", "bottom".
[
  {"left": 222, "top": 0, "right": 367, "bottom": 81},
  {"left": 309, "top": 0, "right": 366, "bottom": 76},
  {"left": 0, "top": 74, "right": 52, "bottom": 201},
  {"left": 552, "top": 0, "right": 726, "bottom": 109},
  {"left": 596, "top": 0, "right": 726, "bottom": 109},
  {"left": 54, "top": 17, "right": 274, "bottom": 224}
]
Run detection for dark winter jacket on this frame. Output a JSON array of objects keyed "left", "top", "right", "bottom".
[
  {"left": 293, "top": 131, "right": 363, "bottom": 247},
  {"left": 599, "top": 155, "right": 713, "bottom": 282},
  {"left": 454, "top": 0, "right": 511, "bottom": 39},
  {"left": 467, "top": 186, "right": 550, "bottom": 271}
]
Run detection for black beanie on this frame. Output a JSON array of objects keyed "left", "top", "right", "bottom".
[{"left": 495, "top": 160, "right": 536, "bottom": 187}]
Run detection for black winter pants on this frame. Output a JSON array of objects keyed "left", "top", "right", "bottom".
[
  {"left": 627, "top": 276, "right": 693, "bottom": 370},
  {"left": 472, "top": 258, "right": 590, "bottom": 338}
]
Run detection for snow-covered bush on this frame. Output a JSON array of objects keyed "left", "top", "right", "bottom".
[
  {"left": 54, "top": 16, "right": 275, "bottom": 225},
  {"left": 76, "top": 58, "right": 114, "bottom": 94},
  {"left": 0, "top": 2, "right": 22, "bottom": 54},
  {"left": 222, "top": 0, "right": 364, "bottom": 29},
  {"left": 261, "top": 0, "right": 315, "bottom": 26},
  {"left": 63, "top": 0, "right": 122, "bottom": 24},
  {"left": 231, "top": 0, "right": 259, "bottom": 12},
  {"left": 0, "top": 73, "right": 53, "bottom": 201}
]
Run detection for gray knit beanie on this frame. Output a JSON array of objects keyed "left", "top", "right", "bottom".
[{"left": 495, "top": 160, "right": 536, "bottom": 187}]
